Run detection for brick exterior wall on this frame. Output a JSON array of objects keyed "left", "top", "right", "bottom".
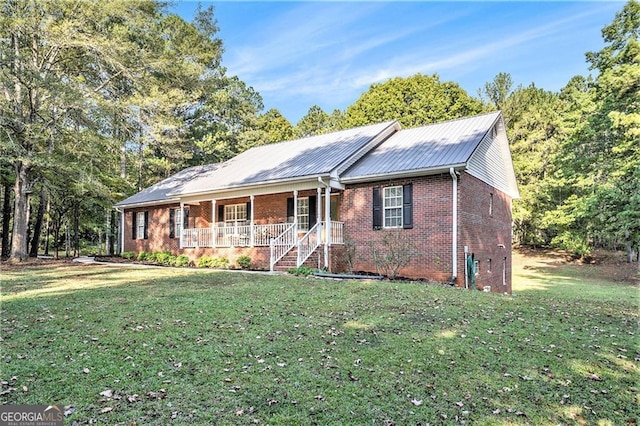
[
  {"left": 121, "top": 173, "right": 513, "bottom": 292},
  {"left": 458, "top": 172, "right": 513, "bottom": 293},
  {"left": 341, "top": 174, "right": 454, "bottom": 283},
  {"left": 339, "top": 172, "right": 513, "bottom": 293}
]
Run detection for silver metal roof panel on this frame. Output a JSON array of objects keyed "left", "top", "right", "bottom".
[{"left": 341, "top": 112, "right": 501, "bottom": 180}]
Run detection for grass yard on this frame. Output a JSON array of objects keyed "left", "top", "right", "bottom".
[{"left": 1, "top": 253, "right": 638, "bottom": 425}]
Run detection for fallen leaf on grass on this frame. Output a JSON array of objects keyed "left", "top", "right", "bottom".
[
  {"left": 83, "top": 368, "right": 90, "bottom": 374},
  {"left": 411, "top": 399, "right": 423, "bottom": 406},
  {"left": 100, "top": 407, "right": 113, "bottom": 414},
  {"left": 127, "top": 394, "right": 139, "bottom": 403},
  {"left": 99, "top": 389, "right": 113, "bottom": 398},
  {"left": 588, "top": 373, "right": 602, "bottom": 381}
]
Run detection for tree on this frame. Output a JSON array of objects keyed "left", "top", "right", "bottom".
[
  {"left": 1, "top": 1, "right": 263, "bottom": 260},
  {"left": 0, "top": 1, "right": 171, "bottom": 260},
  {"left": 546, "top": 0, "right": 639, "bottom": 260},
  {"left": 295, "top": 105, "right": 334, "bottom": 137},
  {"left": 257, "top": 108, "right": 295, "bottom": 144},
  {"left": 344, "top": 73, "right": 483, "bottom": 128},
  {"left": 479, "top": 72, "right": 513, "bottom": 111}
]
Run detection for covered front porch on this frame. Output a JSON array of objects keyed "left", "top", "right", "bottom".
[{"left": 176, "top": 183, "right": 344, "bottom": 271}]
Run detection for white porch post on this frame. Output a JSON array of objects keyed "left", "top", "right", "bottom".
[
  {"left": 324, "top": 186, "right": 331, "bottom": 268},
  {"left": 179, "top": 202, "right": 185, "bottom": 249},
  {"left": 293, "top": 190, "right": 298, "bottom": 228},
  {"left": 316, "top": 187, "right": 322, "bottom": 225},
  {"left": 250, "top": 195, "right": 255, "bottom": 246},
  {"left": 211, "top": 199, "right": 216, "bottom": 247}
]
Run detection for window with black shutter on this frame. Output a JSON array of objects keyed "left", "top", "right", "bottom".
[{"left": 373, "top": 184, "right": 413, "bottom": 229}]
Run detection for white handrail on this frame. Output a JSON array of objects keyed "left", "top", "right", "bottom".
[
  {"left": 297, "top": 222, "right": 322, "bottom": 267},
  {"left": 270, "top": 222, "right": 297, "bottom": 272}
]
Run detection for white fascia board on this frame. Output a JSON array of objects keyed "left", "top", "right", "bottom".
[
  {"left": 340, "top": 164, "right": 467, "bottom": 185},
  {"left": 114, "top": 199, "right": 179, "bottom": 210},
  {"left": 177, "top": 176, "right": 333, "bottom": 204}
]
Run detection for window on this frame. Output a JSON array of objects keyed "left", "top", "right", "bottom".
[
  {"left": 297, "top": 198, "right": 309, "bottom": 231},
  {"left": 224, "top": 204, "right": 247, "bottom": 225},
  {"left": 169, "top": 208, "right": 189, "bottom": 239},
  {"left": 489, "top": 193, "right": 494, "bottom": 216},
  {"left": 373, "top": 185, "right": 412, "bottom": 230},
  {"left": 132, "top": 211, "right": 148, "bottom": 240},
  {"left": 384, "top": 186, "right": 403, "bottom": 228}
]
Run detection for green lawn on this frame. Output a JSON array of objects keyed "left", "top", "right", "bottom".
[{"left": 1, "top": 256, "right": 638, "bottom": 425}]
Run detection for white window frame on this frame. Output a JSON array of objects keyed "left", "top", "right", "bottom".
[
  {"left": 136, "top": 211, "right": 145, "bottom": 239},
  {"left": 383, "top": 186, "right": 403, "bottom": 228},
  {"left": 174, "top": 208, "right": 183, "bottom": 238},
  {"left": 224, "top": 203, "right": 247, "bottom": 226},
  {"left": 297, "top": 197, "right": 309, "bottom": 232}
]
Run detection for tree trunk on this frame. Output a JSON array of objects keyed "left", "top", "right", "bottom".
[
  {"left": 73, "top": 203, "right": 79, "bottom": 257},
  {"left": 44, "top": 199, "right": 51, "bottom": 256},
  {"left": 1, "top": 183, "right": 12, "bottom": 258},
  {"left": 29, "top": 187, "right": 47, "bottom": 257},
  {"left": 10, "top": 161, "right": 32, "bottom": 262},
  {"left": 105, "top": 209, "right": 111, "bottom": 255}
]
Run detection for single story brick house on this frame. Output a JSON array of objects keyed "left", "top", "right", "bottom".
[{"left": 115, "top": 111, "right": 519, "bottom": 292}]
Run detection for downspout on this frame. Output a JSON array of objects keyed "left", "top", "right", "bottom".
[
  {"left": 449, "top": 168, "right": 458, "bottom": 284},
  {"left": 114, "top": 206, "right": 124, "bottom": 255}
]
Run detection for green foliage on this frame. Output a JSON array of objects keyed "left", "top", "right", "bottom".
[
  {"left": 236, "top": 255, "right": 252, "bottom": 269},
  {"left": 155, "top": 251, "right": 173, "bottom": 265},
  {"left": 257, "top": 108, "right": 295, "bottom": 143},
  {"left": 121, "top": 251, "right": 135, "bottom": 260},
  {"left": 174, "top": 254, "right": 190, "bottom": 267},
  {"left": 137, "top": 251, "right": 149, "bottom": 262},
  {"left": 295, "top": 105, "right": 343, "bottom": 137},
  {"left": 344, "top": 73, "right": 483, "bottom": 128},
  {"left": 550, "top": 232, "right": 592, "bottom": 258},
  {"left": 287, "top": 265, "right": 317, "bottom": 276},
  {"left": 197, "top": 255, "right": 230, "bottom": 269}
]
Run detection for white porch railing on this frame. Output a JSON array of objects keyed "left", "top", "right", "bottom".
[
  {"left": 181, "top": 221, "right": 344, "bottom": 249},
  {"left": 330, "top": 221, "right": 344, "bottom": 244},
  {"left": 297, "top": 222, "right": 322, "bottom": 267},
  {"left": 270, "top": 223, "right": 297, "bottom": 272},
  {"left": 182, "top": 227, "right": 214, "bottom": 248},
  {"left": 253, "top": 223, "right": 291, "bottom": 246},
  {"left": 215, "top": 223, "right": 251, "bottom": 247}
]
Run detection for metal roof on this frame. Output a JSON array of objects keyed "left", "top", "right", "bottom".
[
  {"left": 114, "top": 163, "right": 219, "bottom": 207},
  {"left": 172, "top": 120, "right": 397, "bottom": 196},
  {"left": 341, "top": 112, "right": 501, "bottom": 181}
]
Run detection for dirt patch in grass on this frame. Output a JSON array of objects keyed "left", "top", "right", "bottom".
[
  {"left": 0, "top": 257, "right": 76, "bottom": 272},
  {"left": 515, "top": 248, "right": 639, "bottom": 286}
]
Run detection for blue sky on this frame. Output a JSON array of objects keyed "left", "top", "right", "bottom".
[{"left": 172, "top": 1, "right": 624, "bottom": 124}]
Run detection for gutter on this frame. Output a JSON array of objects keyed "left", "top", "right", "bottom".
[
  {"left": 449, "top": 167, "right": 458, "bottom": 283},
  {"left": 340, "top": 163, "right": 467, "bottom": 185}
]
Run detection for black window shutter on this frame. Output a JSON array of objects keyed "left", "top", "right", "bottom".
[
  {"left": 246, "top": 201, "right": 252, "bottom": 220},
  {"left": 131, "top": 211, "right": 137, "bottom": 240},
  {"left": 309, "top": 195, "right": 317, "bottom": 225},
  {"left": 169, "top": 209, "right": 175, "bottom": 238},
  {"left": 218, "top": 205, "right": 224, "bottom": 223},
  {"left": 372, "top": 188, "right": 382, "bottom": 230},
  {"left": 286, "top": 197, "right": 294, "bottom": 222},
  {"left": 403, "top": 184, "right": 413, "bottom": 229},
  {"left": 184, "top": 208, "right": 189, "bottom": 228},
  {"left": 143, "top": 211, "right": 149, "bottom": 239}
]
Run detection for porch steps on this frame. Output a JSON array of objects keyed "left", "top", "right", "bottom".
[{"left": 273, "top": 247, "right": 323, "bottom": 272}]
